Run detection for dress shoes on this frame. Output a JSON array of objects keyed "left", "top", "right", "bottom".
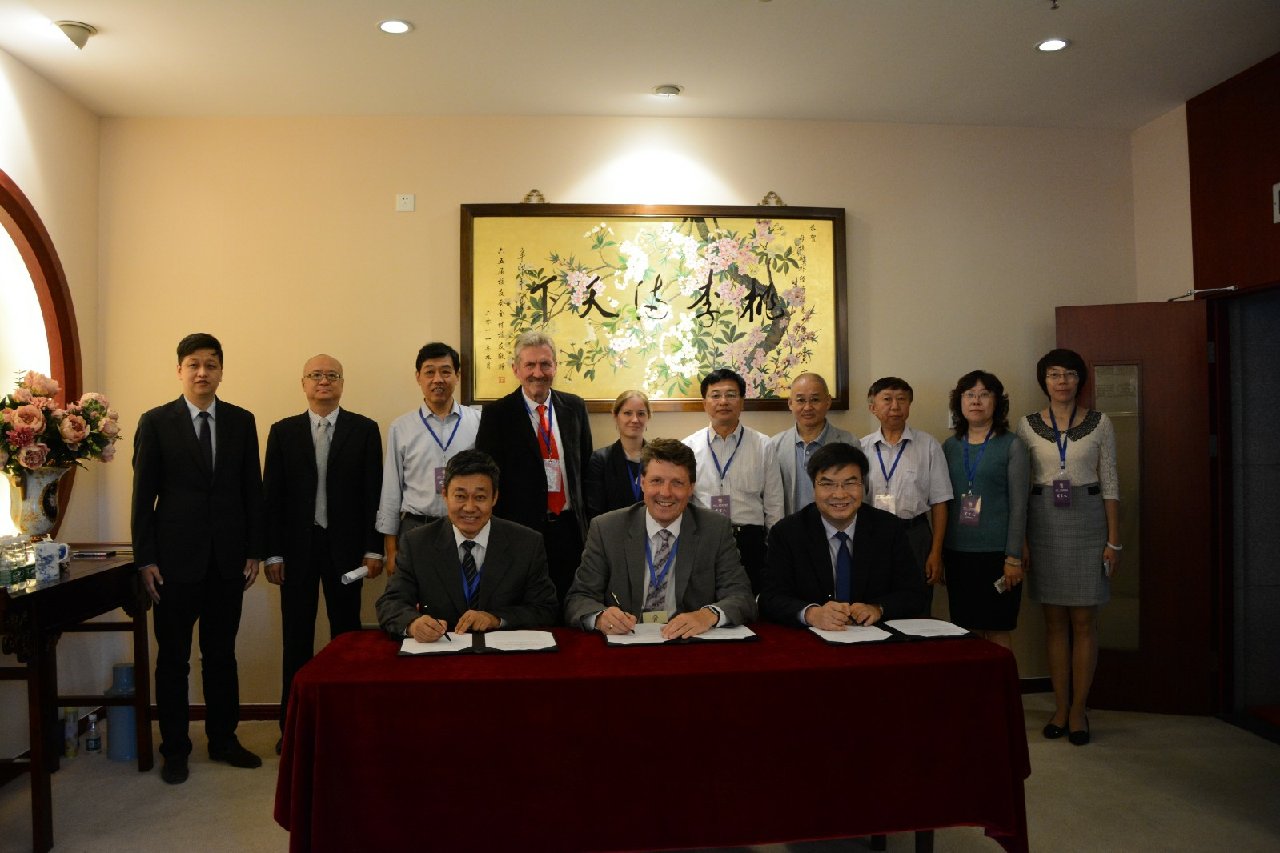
[
  {"left": 1042, "top": 720, "right": 1067, "bottom": 740},
  {"left": 160, "top": 754, "right": 189, "bottom": 785},
  {"left": 1068, "top": 716, "right": 1091, "bottom": 746},
  {"left": 208, "top": 738, "right": 263, "bottom": 768}
]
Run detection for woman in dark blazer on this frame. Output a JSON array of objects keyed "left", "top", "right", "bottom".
[{"left": 585, "top": 390, "right": 650, "bottom": 519}]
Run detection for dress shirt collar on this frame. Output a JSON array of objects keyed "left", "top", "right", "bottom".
[
  {"left": 453, "top": 520, "right": 492, "bottom": 551},
  {"left": 645, "top": 510, "right": 684, "bottom": 539},
  {"left": 867, "top": 423, "right": 918, "bottom": 448},
  {"left": 183, "top": 397, "right": 217, "bottom": 420},
  {"left": 819, "top": 512, "right": 857, "bottom": 539},
  {"left": 522, "top": 390, "right": 554, "bottom": 412},
  {"left": 794, "top": 421, "right": 832, "bottom": 448},
  {"left": 308, "top": 407, "right": 340, "bottom": 430},
  {"left": 420, "top": 399, "right": 461, "bottom": 423}
]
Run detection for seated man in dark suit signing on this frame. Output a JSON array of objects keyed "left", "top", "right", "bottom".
[
  {"left": 565, "top": 438, "right": 756, "bottom": 639},
  {"left": 760, "top": 442, "right": 926, "bottom": 628},
  {"left": 376, "top": 450, "right": 559, "bottom": 640}
]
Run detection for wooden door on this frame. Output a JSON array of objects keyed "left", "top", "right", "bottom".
[{"left": 1056, "top": 301, "right": 1218, "bottom": 714}]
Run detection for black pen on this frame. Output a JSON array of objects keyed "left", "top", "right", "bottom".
[
  {"left": 420, "top": 605, "right": 451, "bottom": 641},
  {"left": 610, "top": 591, "right": 636, "bottom": 634}
]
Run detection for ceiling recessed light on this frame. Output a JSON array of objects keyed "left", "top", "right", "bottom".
[
  {"left": 1036, "top": 37, "right": 1070, "bottom": 52},
  {"left": 379, "top": 20, "right": 413, "bottom": 35},
  {"left": 653, "top": 84, "right": 683, "bottom": 98}
]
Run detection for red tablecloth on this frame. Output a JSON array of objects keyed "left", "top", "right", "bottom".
[{"left": 275, "top": 624, "right": 1029, "bottom": 852}]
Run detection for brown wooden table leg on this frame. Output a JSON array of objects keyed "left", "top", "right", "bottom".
[
  {"left": 132, "top": 606, "right": 154, "bottom": 771},
  {"left": 26, "top": 643, "right": 54, "bottom": 853}
]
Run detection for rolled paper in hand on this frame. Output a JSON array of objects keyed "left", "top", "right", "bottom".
[{"left": 341, "top": 565, "right": 370, "bottom": 585}]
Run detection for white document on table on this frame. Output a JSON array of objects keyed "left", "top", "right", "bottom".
[
  {"left": 605, "top": 622, "right": 756, "bottom": 645},
  {"left": 809, "top": 625, "right": 892, "bottom": 644},
  {"left": 482, "top": 630, "right": 557, "bottom": 652},
  {"left": 885, "top": 618, "right": 969, "bottom": 638},
  {"left": 400, "top": 633, "right": 467, "bottom": 654}
]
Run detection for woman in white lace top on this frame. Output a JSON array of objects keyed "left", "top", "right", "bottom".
[{"left": 1014, "top": 348, "right": 1121, "bottom": 747}]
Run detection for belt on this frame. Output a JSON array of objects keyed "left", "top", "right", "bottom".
[
  {"left": 732, "top": 523, "right": 765, "bottom": 534},
  {"left": 905, "top": 513, "right": 931, "bottom": 528},
  {"left": 401, "top": 512, "right": 430, "bottom": 524},
  {"left": 1031, "top": 484, "right": 1101, "bottom": 496},
  {"left": 546, "top": 511, "right": 569, "bottom": 523}
]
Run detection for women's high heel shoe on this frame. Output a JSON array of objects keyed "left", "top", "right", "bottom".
[
  {"left": 1042, "top": 720, "right": 1067, "bottom": 740},
  {"left": 1068, "top": 715, "right": 1090, "bottom": 746}
]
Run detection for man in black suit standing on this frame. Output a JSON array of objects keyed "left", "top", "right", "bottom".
[
  {"left": 263, "top": 354, "right": 382, "bottom": 752},
  {"left": 376, "top": 449, "right": 558, "bottom": 639},
  {"left": 131, "top": 333, "right": 264, "bottom": 784},
  {"left": 759, "top": 442, "right": 926, "bottom": 628},
  {"left": 475, "top": 330, "right": 592, "bottom": 603}
]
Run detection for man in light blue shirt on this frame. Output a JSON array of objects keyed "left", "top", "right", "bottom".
[{"left": 769, "top": 373, "right": 855, "bottom": 516}]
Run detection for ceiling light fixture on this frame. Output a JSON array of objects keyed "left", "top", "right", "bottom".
[
  {"left": 1036, "top": 37, "right": 1070, "bottom": 52},
  {"left": 54, "top": 20, "right": 97, "bottom": 50},
  {"left": 379, "top": 20, "right": 413, "bottom": 35},
  {"left": 653, "top": 84, "right": 683, "bottom": 98}
]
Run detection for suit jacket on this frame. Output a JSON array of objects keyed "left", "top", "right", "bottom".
[
  {"left": 131, "top": 396, "right": 264, "bottom": 582},
  {"left": 584, "top": 440, "right": 644, "bottom": 520},
  {"left": 564, "top": 504, "right": 757, "bottom": 628},
  {"left": 262, "top": 409, "right": 383, "bottom": 572},
  {"left": 375, "top": 516, "right": 559, "bottom": 636},
  {"left": 475, "top": 388, "right": 593, "bottom": 535},
  {"left": 759, "top": 502, "right": 926, "bottom": 625},
  {"left": 768, "top": 424, "right": 857, "bottom": 516}
]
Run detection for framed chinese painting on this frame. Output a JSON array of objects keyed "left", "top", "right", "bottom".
[{"left": 461, "top": 203, "right": 847, "bottom": 412}]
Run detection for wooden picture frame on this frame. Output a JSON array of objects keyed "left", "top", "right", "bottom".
[{"left": 461, "top": 203, "right": 847, "bottom": 412}]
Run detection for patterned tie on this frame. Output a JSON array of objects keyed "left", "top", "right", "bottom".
[
  {"left": 461, "top": 540, "right": 479, "bottom": 608},
  {"left": 197, "top": 411, "right": 213, "bottom": 472},
  {"left": 536, "top": 404, "right": 566, "bottom": 515},
  {"left": 314, "top": 419, "right": 331, "bottom": 528},
  {"left": 643, "top": 529, "right": 674, "bottom": 613},
  {"left": 834, "top": 531, "right": 853, "bottom": 603}
]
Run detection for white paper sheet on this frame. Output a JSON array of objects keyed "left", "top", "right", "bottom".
[
  {"left": 482, "top": 630, "right": 557, "bottom": 651},
  {"left": 884, "top": 618, "right": 969, "bottom": 638},
  {"left": 809, "top": 624, "right": 893, "bottom": 644},
  {"left": 399, "top": 633, "right": 467, "bottom": 654},
  {"left": 605, "top": 622, "right": 756, "bottom": 645}
]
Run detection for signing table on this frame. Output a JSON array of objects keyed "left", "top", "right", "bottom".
[
  {"left": 0, "top": 554, "right": 153, "bottom": 853},
  {"left": 275, "top": 623, "right": 1028, "bottom": 853}
]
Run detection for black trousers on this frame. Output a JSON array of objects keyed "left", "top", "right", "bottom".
[
  {"left": 541, "top": 512, "right": 585, "bottom": 607},
  {"left": 904, "top": 513, "right": 935, "bottom": 617},
  {"left": 732, "top": 524, "right": 768, "bottom": 595},
  {"left": 279, "top": 525, "right": 362, "bottom": 726},
  {"left": 153, "top": 562, "right": 245, "bottom": 758}
]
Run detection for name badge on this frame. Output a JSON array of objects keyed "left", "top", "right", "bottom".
[
  {"left": 641, "top": 610, "right": 669, "bottom": 624},
  {"left": 434, "top": 467, "right": 447, "bottom": 495},
  {"left": 710, "top": 494, "right": 731, "bottom": 517},
  {"left": 544, "top": 458, "right": 563, "bottom": 492},
  {"left": 959, "top": 493, "right": 982, "bottom": 526},
  {"left": 873, "top": 493, "right": 897, "bottom": 515},
  {"left": 1053, "top": 478, "right": 1072, "bottom": 508}
]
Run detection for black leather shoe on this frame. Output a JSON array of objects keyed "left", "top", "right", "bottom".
[
  {"left": 160, "top": 755, "right": 189, "bottom": 784},
  {"left": 1068, "top": 716, "right": 1091, "bottom": 746},
  {"left": 209, "top": 739, "right": 263, "bottom": 768},
  {"left": 1042, "top": 720, "right": 1067, "bottom": 740},
  {"left": 275, "top": 737, "right": 283, "bottom": 756}
]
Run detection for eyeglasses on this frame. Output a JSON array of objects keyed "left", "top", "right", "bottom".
[
  {"left": 791, "top": 396, "right": 828, "bottom": 406},
  {"left": 1045, "top": 370, "right": 1080, "bottom": 382},
  {"left": 304, "top": 371, "right": 343, "bottom": 382},
  {"left": 962, "top": 391, "right": 993, "bottom": 401},
  {"left": 815, "top": 478, "right": 863, "bottom": 491},
  {"left": 706, "top": 391, "right": 741, "bottom": 401}
]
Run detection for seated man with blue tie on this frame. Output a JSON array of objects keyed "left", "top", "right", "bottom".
[
  {"left": 376, "top": 450, "right": 559, "bottom": 640},
  {"left": 759, "top": 442, "right": 926, "bottom": 629},
  {"left": 565, "top": 438, "right": 756, "bottom": 639}
]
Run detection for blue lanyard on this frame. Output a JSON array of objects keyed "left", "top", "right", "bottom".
[
  {"left": 625, "top": 459, "right": 643, "bottom": 502},
  {"left": 644, "top": 535, "right": 679, "bottom": 591},
  {"left": 875, "top": 439, "right": 908, "bottom": 485},
  {"left": 523, "top": 398, "right": 556, "bottom": 456},
  {"left": 1048, "top": 405, "right": 1077, "bottom": 472},
  {"left": 419, "top": 407, "right": 461, "bottom": 452},
  {"left": 707, "top": 426, "right": 744, "bottom": 485},
  {"left": 962, "top": 429, "right": 992, "bottom": 493}
]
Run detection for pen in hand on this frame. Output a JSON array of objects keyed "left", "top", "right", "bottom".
[
  {"left": 610, "top": 592, "right": 636, "bottom": 634},
  {"left": 419, "top": 604, "right": 451, "bottom": 641}
]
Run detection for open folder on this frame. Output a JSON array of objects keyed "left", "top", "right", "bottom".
[
  {"left": 605, "top": 623, "right": 757, "bottom": 646},
  {"left": 399, "top": 629, "right": 558, "bottom": 656}
]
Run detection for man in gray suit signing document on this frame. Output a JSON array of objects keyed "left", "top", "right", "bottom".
[{"left": 565, "top": 438, "right": 756, "bottom": 638}]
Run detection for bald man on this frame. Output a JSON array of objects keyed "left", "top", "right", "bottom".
[
  {"left": 263, "top": 354, "right": 383, "bottom": 751},
  {"left": 770, "top": 373, "right": 856, "bottom": 516}
]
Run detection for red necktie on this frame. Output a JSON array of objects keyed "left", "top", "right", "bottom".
[{"left": 537, "top": 404, "right": 566, "bottom": 515}]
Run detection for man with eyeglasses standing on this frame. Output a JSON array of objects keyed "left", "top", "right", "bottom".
[
  {"left": 770, "top": 372, "right": 856, "bottom": 516},
  {"left": 263, "top": 354, "right": 383, "bottom": 754},
  {"left": 376, "top": 342, "right": 481, "bottom": 571},
  {"left": 682, "top": 368, "right": 785, "bottom": 594},
  {"left": 759, "top": 442, "right": 925, "bottom": 628}
]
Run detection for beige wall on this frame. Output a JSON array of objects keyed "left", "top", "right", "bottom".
[
  {"left": 1132, "top": 105, "right": 1194, "bottom": 302},
  {"left": 90, "top": 114, "right": 1138, "bottom": 702}
]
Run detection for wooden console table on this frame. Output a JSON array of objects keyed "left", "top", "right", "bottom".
[{"left": 0, "top": 552, "right": 153, "bottom": 853}]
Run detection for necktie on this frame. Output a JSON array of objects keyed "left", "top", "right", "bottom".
[
  {"left": 461, "top": 540, "right": 478, "bottom": 608},
  {"left": 314, "top": 419, "right": 331, "bottom": 528},
  {"left": 536, "top": 404, "right": 566, "bottom": 515},
  {"left": 197, "top": 411, "right": 213, "bottom": 472},
  {"left": 643, "top": 529, "right": 674, "bottom": 613},
  {"left": 834, "top": 531, "right": 853, "bottom": 603}
]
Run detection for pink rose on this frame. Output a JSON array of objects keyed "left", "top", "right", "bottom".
[
  {"left": 16, "top": 442, "right": 49, "bottom": 469},
  {"left": 59, "top": 413, "right": 89, "bottom": 446},
  {"left": 106, "top": 409, "right": 120, "bottom": 421},
  {"left": 99, "top": 418, "right": 121, "bottom": 438},
  {"left": 23, "top": 371, "right": 59, "bottom": 397},
  {"left": 100, "top": 443, "right": 117, "bottom": 462},
  {"left": 79, "top": 392, "right": 108, "bottom": 407},
  {"left": 12, "top": 387, "right": 34, "bottom": 404},
  {"left": 13, "top": 405, "right": 45, "bottom": 434}
]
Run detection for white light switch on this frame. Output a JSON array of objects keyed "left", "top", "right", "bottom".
[{"left": 395, "top": 193, "right": 415, "bottom": 212}]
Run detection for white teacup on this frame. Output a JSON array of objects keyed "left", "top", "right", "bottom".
[{"left": 34, "top": 541, "right": 70, "bottom": 582}]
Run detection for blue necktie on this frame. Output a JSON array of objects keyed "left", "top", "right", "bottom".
[
  {"left": 461, "top": 540, "right": 478, "bottom": 608},
  {"left": 834, "top": 531, "right": 853, "bottom": 602}
]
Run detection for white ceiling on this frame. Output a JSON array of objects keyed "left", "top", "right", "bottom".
[{"left": 0, "top": 0, "right": 1277, "bottom": 129}]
